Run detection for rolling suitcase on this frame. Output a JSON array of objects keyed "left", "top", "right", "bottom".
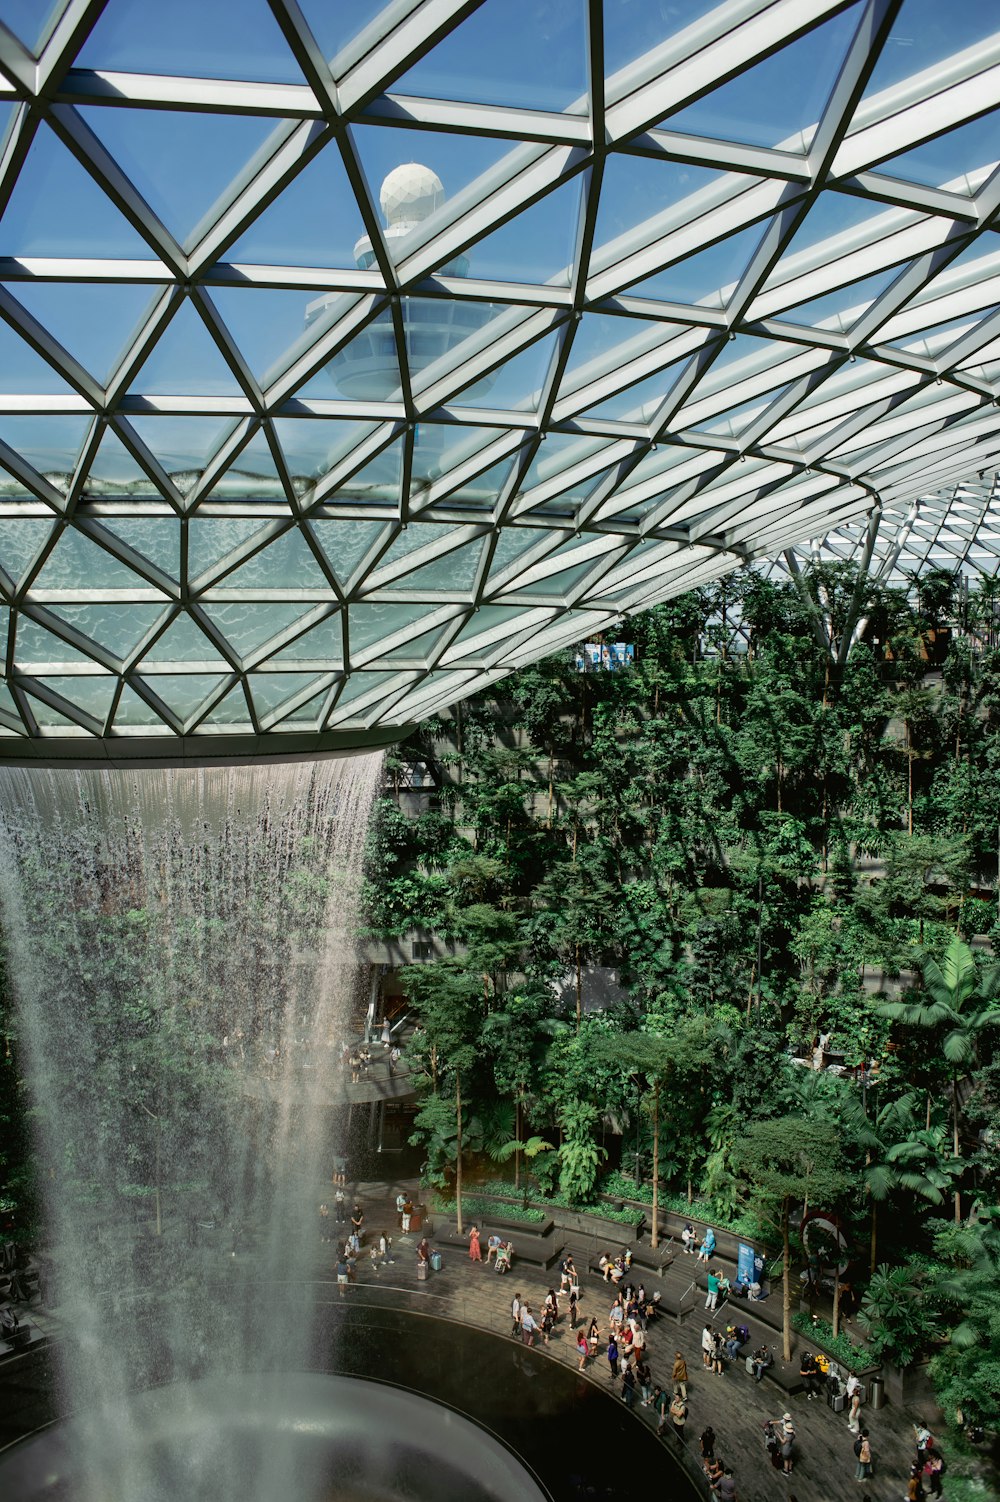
[{"left": 430, "top": 1251, "right": 443, "bottom": 1272}]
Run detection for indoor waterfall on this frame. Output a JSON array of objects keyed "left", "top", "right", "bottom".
[{"left": 0, "top": 755, "right": 384, "bottom": 1501}]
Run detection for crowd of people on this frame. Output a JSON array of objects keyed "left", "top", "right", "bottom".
[{"left": 323, "top": 1181, "right": 957, "bottom": 1499}]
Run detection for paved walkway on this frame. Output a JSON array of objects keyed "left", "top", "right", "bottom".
[{"left": 1, "top": 1173, "right": 988, "bottom": 1502}]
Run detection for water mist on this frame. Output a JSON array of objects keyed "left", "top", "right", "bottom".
[{"left": 0, "top": 756, "right": 383, "bottom": 1502}]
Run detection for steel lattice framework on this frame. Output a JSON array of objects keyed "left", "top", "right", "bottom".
[{"left": 0, "top": 0, "right": 997, "bottom": 761}]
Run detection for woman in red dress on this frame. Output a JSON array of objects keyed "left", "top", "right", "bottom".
[{"left": 468, "top": 1224, "right": 482, "bottom": 1262}]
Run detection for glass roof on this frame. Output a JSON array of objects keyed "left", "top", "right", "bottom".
[{"left": 0, "top": 0, "right": 997, "bottom": 756}]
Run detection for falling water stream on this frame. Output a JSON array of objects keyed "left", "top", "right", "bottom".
[{"left": 0, "top": 757, "right": 385, "bottom": 1502}]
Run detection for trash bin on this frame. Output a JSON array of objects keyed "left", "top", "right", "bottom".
[
  {"left": 869, "top": 1376, "right": 885, "bottom": 1411},
  {"left": 409, "top": 1210, "right": 422, "bottom": 1233},
  {"left": 430, "top": 1251, "right": 443, "bottom": 1272}
]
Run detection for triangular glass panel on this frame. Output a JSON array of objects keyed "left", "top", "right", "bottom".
[
  {"left": 771, "top": 269, "right": 900, "bottom": 332},
  {"left": 593, "top": 154, "right": 725, "bottom": 263},
  {"left": 0, "top": 605, "right": 7, "bottom": 663},
  {"left": 298, "top": 314, "right": 403, "bottom": 402},
  {"left": 205, "top": 429, "right": 286, "bottom": 501},
  {"left": 349, "top": 601, "right": 441, "bottom": 655},
  {"left": 187, "top": 517, "right": 272, "bottom": 582},
  {"left": 138, "top": 613, "right": 230, "bottom": 668},
  {"left": 129, "top": 299, "right": 243, "bottom": 396},
  {"left": 487, "top": 528, "right": 550, "bottom": 582},
  {"left": 227, "top": 139, "right": 370, "bottom": 273},
  {"left": 326, "top": 441, "right": 404, "bottom": 504},
  {"left": 306, "top": 518, "right": 386, "bottom": 586},
  {"left": 498, "top": 559, "right": 595, "bottom": 597},
  {"left": 76, "top": 0, "right": 308, "bottom": 83},
  {"left": 518, "top": 433, "right": 612, "bottom": 492},
  {"left": 111, "top": 682, "right": 170, "bottom": 728},
  {"left": 386, "top": 538, "right": 486, "bottom": 594},
  {"left": 47, "top": 604, "right": 168, "bottom": 661},
  {"left": 576, "top": 359, "right": 687, "bottom": 424},
  {"left": 96, "top": 517, "right": 181, "bottom": 580},
  {"left": 603, "top": 0, "right": 711, "bottom": 77},
  {"left": 781, "top": 189, "right": 897, "bottom": 261},
  {"left": 79, "top": 106, "right": 283, "bottom": 250},
  {"left": 0, "top": 415, "right": 91, "bottom": 486},
  {"left": 34, "top": 528, "right": 163, "bottom": 594},
  {"left": 662, "top": 4, "right": 863, "bottom": 152},
  {"left": 691, "top": 386, "right": 793, "bottom": 439},
  {"left": 0, "top": 318, "right": 77, "bottom": 396},
  {"left": 299, "top": 0, "right": 398, "bottom": 70},
  {"left": 352, "top": 125, "right": 527, "bottom": 271},
  {"left": 82, "top": 427, "right": 161, "bottom": 498},
  {"left": 248, "top": 671, "right": 326, "bottom": 719},
  {"left": 0, "top": 122, "right": 156, "bottom": 259},
  {"left": 392, "top": 0, "right": 587, "bottom": 112},
  {"left": 0, "top": 518, "right": 55, "bottom": 586},
  {"left": 379, "top": 624, "right": 449, "bottom": 664},
  {"left": 34, "top": 674, "right": 117, "bottom": 724},
  {"left": 274, "top": 686, "right": 330, "bottom": 726},
  {"left": 208, "top": 286, "right": 347, "bottom": 388},
  {"left": 330, "top": 671, "right": 401, "bottom": 711},
  {"left": 14, "top": 616, "right": 96, "bottom": 667},
  {"left": 624, "top": 223, "right": 764, "bottom": 308},
  {"left": 138, "top": 672, "right": 230, "bottom": 723},
  {"left": 402, "top": 298, "right": 511, "bottom": 404},
  {"left": 128, "top": 415, "right": 237, "bottom": 479},
  {"left": 22, "top": 695, "right": 86, "bottom": 730},
  {"left": 561, "top": 314, "right": 675, "bottom": 390},
  {"left": 258, "top": 611, "right": 343, "bottom": 668},
  {"left": 272, "top": 418, "right": 377, "bottom": 489},
  {"left": 861, "top": 0, "right": 999, "bottom": 99},
  {"left": 370, "top": 522, "right": 460, "bottom": 575},
  {"left": 199, "top": 684, "right": 252, "bottom": 727},
  {"left": 868, "top": 111, "right": 1000, "bottom": 194},
  {"left": 445, "top": 604, "right": 537, "bottom": 650},
  {"left": 200, "top": 602, "right": 318, "bottom": 658},
  {"left": 410, "top": 423, "right": 506, "bottom": 487},
  {"left": 446, "top": 177, "right": 580, "bottom": 286},
  {"left": 10, "top": 282, "right": 163, "bottom": 386},
  {"left": 211, "top": 529, "right": 332, "bottom": 593},
  {"left": 448, "top": 331, "right": 558, "bottom": 412},
  {"left": 0, "top": 1, "right": 62, "bottom": 53}
]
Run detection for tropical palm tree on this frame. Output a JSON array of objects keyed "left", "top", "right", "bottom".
[{"left": 880, "top": 936, "right": 1000, "bottom": 1222}]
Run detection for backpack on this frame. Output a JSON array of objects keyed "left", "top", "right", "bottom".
[
  {"left": 736, "top": 1324, "right": 750, "bottom": 1345},
  {"left": 853, "top": 1436, "right": 864, "bottom": 1458}
]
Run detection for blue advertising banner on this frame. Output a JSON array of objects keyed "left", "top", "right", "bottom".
[{"left": 737, "top": 1242, "right": 756, "bottom": 1286}]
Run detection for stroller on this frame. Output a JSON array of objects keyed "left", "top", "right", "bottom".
[{"left": 763, "top": 1421, "right": 783, "bottom": 1471}]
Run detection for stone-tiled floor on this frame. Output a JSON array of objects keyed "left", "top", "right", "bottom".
[{"left": 0, "top": 1175, "right": 985, "bottom": 1502}]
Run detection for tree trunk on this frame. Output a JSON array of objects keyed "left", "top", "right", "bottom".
[
  {"left": 781, "top": 1198, "right": 792, "bottom": 1363},
  {"left": 154, "top": 1117, "right": 162, "bottom": 1238},
  {"left": 953, "top": 1076, "right": 962, "bottom": 1225},
  {"left": 575, "top": 942, "right": 582, "bottom": 1032},
  {"left": 832, "top": 1258, "right": 842, "bottom": 1339},
  {"left": 514, "top": 1097, "right": 521, "bottom": 1192},
  {"left": 455, "top": 1068, "right": 464, "bottom": 1236},
  {"left": 651, "top": 1081, "right": 660, "bottom": 1251},
  {"left": 869, "top": 1196, "right": 877, "bottom": 1278}
]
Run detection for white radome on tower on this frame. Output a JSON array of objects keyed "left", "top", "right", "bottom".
[{"left": 380, "top": 162, "right": 445, "bottom": 227}]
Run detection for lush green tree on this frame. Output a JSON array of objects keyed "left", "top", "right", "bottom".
[{"left": 732, "top": 1115, "right": 850, "bottom": 1360}]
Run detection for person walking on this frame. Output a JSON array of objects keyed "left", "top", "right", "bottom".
[
  {"left": 700, "top": 1425, "right": 717, "bottom": 1463},
  {"left": 670, "top": 1391, "right": 689, "bottom": 1444},
  {"left": 672, "top": 1350, "right": 689, "bottom": 1398},
  {"left": 587, "top": 1316, "right": 600, "bottom": 1358},
  {"left": 606, "top": 1335, "right": 619, "bottom": 1381},
  {"left": 653, "top": 1384, "right": 669, "bottom": 1436},
  {"left": 510, "top": 1292, "right": 522, "bottom": 1338},
  {"left": 576, "top": 1329, "right": 588, "bottom": 1370},
  {"left": 468, "top": 1225, "right": 482, "bottom": 1263},
  {"left": 568, "top": 1286, "right": 579, "bottom": 1328},
  {"left": 520, "top": 1304, "right": 538, "bottom": 1348},
  {"left": 636, "top": 1358, "right": 653, "bottom": 1406},
  {"left": 622, "top": 1363, "right": 637, "bottom": 1409},
  {"left": 846, "top": 1377, "right": 863, "bottom": 1434},
  {"left": 701, "top": 1323, "right": 714, "bottom": 1368},
  {"left": 854, "top": 1427, "right": 873, "bottom": 1483}
]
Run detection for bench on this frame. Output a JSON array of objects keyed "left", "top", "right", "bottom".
[{"left": 436, "top": 1224, "right": 563, "bottom": 1270}]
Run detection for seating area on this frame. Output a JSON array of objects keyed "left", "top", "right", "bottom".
[{"left": 0, "top": 1243, "right": 41, "bottom": 1360}]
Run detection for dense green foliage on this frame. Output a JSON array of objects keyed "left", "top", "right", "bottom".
[{"left": 367, "top": 563, "right": 1000, "bottom": 1422}]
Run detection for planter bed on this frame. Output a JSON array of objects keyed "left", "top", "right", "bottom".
[{"left": 551, "top": 1207, "right": 644, "bottom": 1245}]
